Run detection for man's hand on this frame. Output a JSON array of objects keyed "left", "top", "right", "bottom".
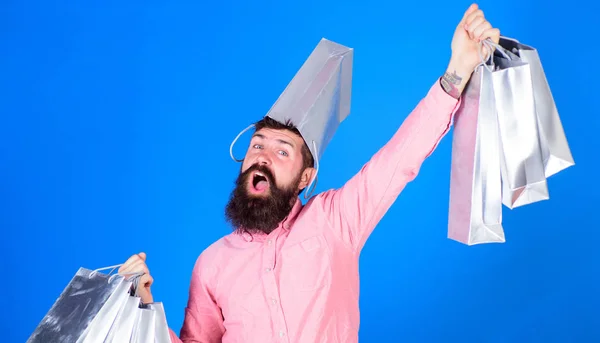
[
  {"left": 119, "top": 252, "right": 154, "bottom": 304},
  {"left": 442, "top": 3, "right": 501, "bottom": 98}
]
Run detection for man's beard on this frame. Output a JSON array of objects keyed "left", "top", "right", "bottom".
[{"left": 225, "top": 164, "right": 301, "bottom": 235}]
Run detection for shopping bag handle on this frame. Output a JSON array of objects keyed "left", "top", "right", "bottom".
[
  {"left": 230, "top": 124, "right": 255, "bottom": 163},
  {"left": 478, "top": 38, "right": 513, "bottom": 72},
  {"left": 303, "top": 140, "right": 319, "bottom": 200},
  {"left": 89, "top": 264, "right": 144, "bottom": 284}
]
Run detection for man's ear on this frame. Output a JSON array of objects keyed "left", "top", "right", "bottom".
[{"left": 298, "top": 167, "right": 317, "bottom": 191}]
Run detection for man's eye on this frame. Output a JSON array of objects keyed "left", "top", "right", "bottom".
[
  {"left": 278, "top": 151, "right": 288, "bottom": 156},
  {"left": 253, "top": 144, "right": 262, "bottom": 149}
]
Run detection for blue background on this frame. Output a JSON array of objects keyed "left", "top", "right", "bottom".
[{"left": 1, "top": 1, "right": 598, "bottom": 342}]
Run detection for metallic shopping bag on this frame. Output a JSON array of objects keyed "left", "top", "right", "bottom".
[
  {"left": 80, "top": 280, "right": 131, "bottom": 343},
  {"left": 131, "top": 307, "right": 157, "bottom": 343},
  {"left": 230, "top": 37, "right": 353, "bottom": 198},
  {"left": 498, "top": 36, "right": 575, "bottom": 178},
  {"left": 147, "top": 302, "right": 173, "bottom": 343},
  {"left": 492, "top": 47, "right": 549, "bottom": 209},
  {"left": 448, "top": 63, "right": 505, "bottom": 245},
  {"left": 101, "top": 273, "right": 172, "bottom": 343},
  {"left": 265, "top": 37, "right": 353, "bottom": 165},
  {"left": 26, "top": 267, "right": 131, "bottom": 343},
  {"left": 448, "top": 38, "right": 572, "bottom": 245},
  {"left": 104, "top": 295, "right": 142, "bottom": 343}
]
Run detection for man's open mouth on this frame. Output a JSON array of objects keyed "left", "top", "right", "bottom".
[{"left": 251, "top": 171, "right": 269, "bottom": 192}]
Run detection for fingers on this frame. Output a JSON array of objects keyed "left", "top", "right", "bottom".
[
  {"left": 466, "top": 16, "right": 486, "bottom": 40},
  {"left": 465, "top": 7, "right": 483, "bottom": 27},
  {"left": 139, "top": 273, "right": 154, "bottom": 288},
  {"left": 480, "top": 28, "right": 501, "bottom": 44},
  {"left": 118, "top": 252, "right": 150, "bottom": 275},
  {"left": 463, "top": 6, "right": 499, "bottom": 43},
  {"left": 472, "top": 21, "right": 492, "bottom": 41},
  {"left": 137, "top": 274, "right": 154, "bottom": 304},
  {"left": 460, "top": 3, "right": 479, "bottom": 24},
  {"left": 122, "top": 260, "right": 150, "bottom": 276},
  {"left": 121, "top": 259, "right": 149, "bottom": 275},
  {"left": 118, "top": 254, "right": 139, "bottom": 274},
  {"left": 118, "top": 252, "right": 155, "bottom": 304}
]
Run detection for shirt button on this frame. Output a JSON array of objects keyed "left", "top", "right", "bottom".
[
  {"left": 279, "top": 330, "right": 285, "bottom": 337},
  {"left": 265, "top": 267, "right": 271, "bottom": 272},
  {"left": 268, "top": 239, "right": 273, "bottom": 245},
  {"left": 271, "top": 298, "right": 277, "bottom": 305}
]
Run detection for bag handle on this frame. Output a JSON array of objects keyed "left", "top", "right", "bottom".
[
  {"left": 89, "top": 264, "right": 122, "bottom": 280},
  {"left": 90, "top": 264, "right": 145, "bottom": 296},
  {"left": 229, "top": 124, "right": 255, "bottom": 162},
  {"left": 479, "top": 38, "right": 513, "bottom": 72},
  {"left": 303, "top": 140, "right": 319, "bottom": 200}
]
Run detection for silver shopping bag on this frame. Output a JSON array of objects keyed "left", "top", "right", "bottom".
[
  {"left": 448, "top": 62, "right": 505, "bottom": 245},
  {"left": 27, "top": 266, "right": 132, "bottom": 343},
  {"left": 104, "top": 295, "right": 142, "bottom": 342},
  {"left": 264, "top": 38, "right": 353, "bottom": 164},
  {"left": 131, "top": 307, "right": 157, "bottom": 343},
  {"left": 128, "top": 303, "right": 172, "bottom": 343},
  {"left": 230, "top": 37, "right": 353, "bottom": 198},
  {"left": 147, "top": 302, "right": 173, "bottom": 343},
  {"left": 492, "top": 47, "right": 549, "bottom": 209},
  {"left": 498, "top": 36, "right": 575, "bottom": 177}
]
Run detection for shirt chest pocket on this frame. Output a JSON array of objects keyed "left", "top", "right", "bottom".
[{"left": 281, "top": 235, "right": 331, "bottom": 292}]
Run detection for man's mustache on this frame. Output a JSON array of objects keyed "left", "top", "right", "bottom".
[{"left": 243, "top": 164, "right": 277, "bottom": 185}]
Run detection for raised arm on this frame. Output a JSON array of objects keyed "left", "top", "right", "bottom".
[
  {"left": 314, "top": 77, "right": 460, "bottom": 252},
  {"left": 312, "top": 4, "right": 500, "bottom": 253}
]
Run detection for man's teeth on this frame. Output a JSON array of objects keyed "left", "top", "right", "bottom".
[{"left": 254, "top": 172, "right": 267, "bottom": 180}]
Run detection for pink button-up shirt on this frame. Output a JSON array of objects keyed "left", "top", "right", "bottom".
[{"left": 168, "top": 80, "right": 460, "bottom": 343}]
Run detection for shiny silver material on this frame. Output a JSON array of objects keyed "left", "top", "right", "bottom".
[
  {"left": 448, "top": 37, "right": 574, "bottom": 245},
  {"left": 26, "top": 268, "right": 130, "bottom": 343},
  {"left": 230, "top": 38, "right": 353, "bottom": 198},
  {"left": 148, "top": 302, "right": 172, "bottom": 343},
  {"left": 131, "top": 307, "right": 156, "bottom": 343},
  {"left": 29, "top": 264, "right": 173, "bottom": 343},
  {"left": 81, "top": 281, "right": 131, "bottom": 343},
  {"left": 492, "top": 50, "right": 549, "bottom": 209},
  {"left": 448, "top": 64, "right": 505, "bottom": 245},
  {"left": 499, "top": 36, "right": 575, "bottom": 177},
  {"left": 105, "top": 295, "right": 142, "bottom": 342},
  {"left": 102, "top": 299, "right": 172, "bottom": 343},
  {"left": 265, "top": 37, "right": 353, "bottom": 164}
]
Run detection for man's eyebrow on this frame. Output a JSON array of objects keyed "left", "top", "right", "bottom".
[
  {"left": 251, "top": 133, "right": 295, "bottom": 148},
  {"left": 276, "top": 139, "right": 295, "bottom": 148}
]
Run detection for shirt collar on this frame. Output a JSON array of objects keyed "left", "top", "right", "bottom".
[{"left": 239, "top": 198, "right": 303, "bottom": 242}]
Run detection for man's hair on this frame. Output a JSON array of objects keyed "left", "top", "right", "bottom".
[{"left": 253, "top": 116, "right": 315, "bottom": 171}]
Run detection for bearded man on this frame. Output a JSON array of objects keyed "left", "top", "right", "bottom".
[{"left": 119, "top": 4, "right": 501, "bottom": 342}]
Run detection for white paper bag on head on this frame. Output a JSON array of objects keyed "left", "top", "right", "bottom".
[
  {"left": 498, "top": 36, "right": 575, "bottom": 177},
  {"left": 230, "top": 38, "right": 354, "bottom": 198},
  {"left": 265, "top": 38, "right": 353, "bottom": 164},
  {"left": 26, "top": 266, "right": 131, "bottom": 343}
]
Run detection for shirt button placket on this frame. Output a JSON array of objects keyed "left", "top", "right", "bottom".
[{"left": 263, "top": 233, "right": 289, "bottom": 342}]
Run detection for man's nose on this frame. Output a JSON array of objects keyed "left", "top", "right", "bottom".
[{"left": 256, "top": 151, "right": 272, "bottom": 165}]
